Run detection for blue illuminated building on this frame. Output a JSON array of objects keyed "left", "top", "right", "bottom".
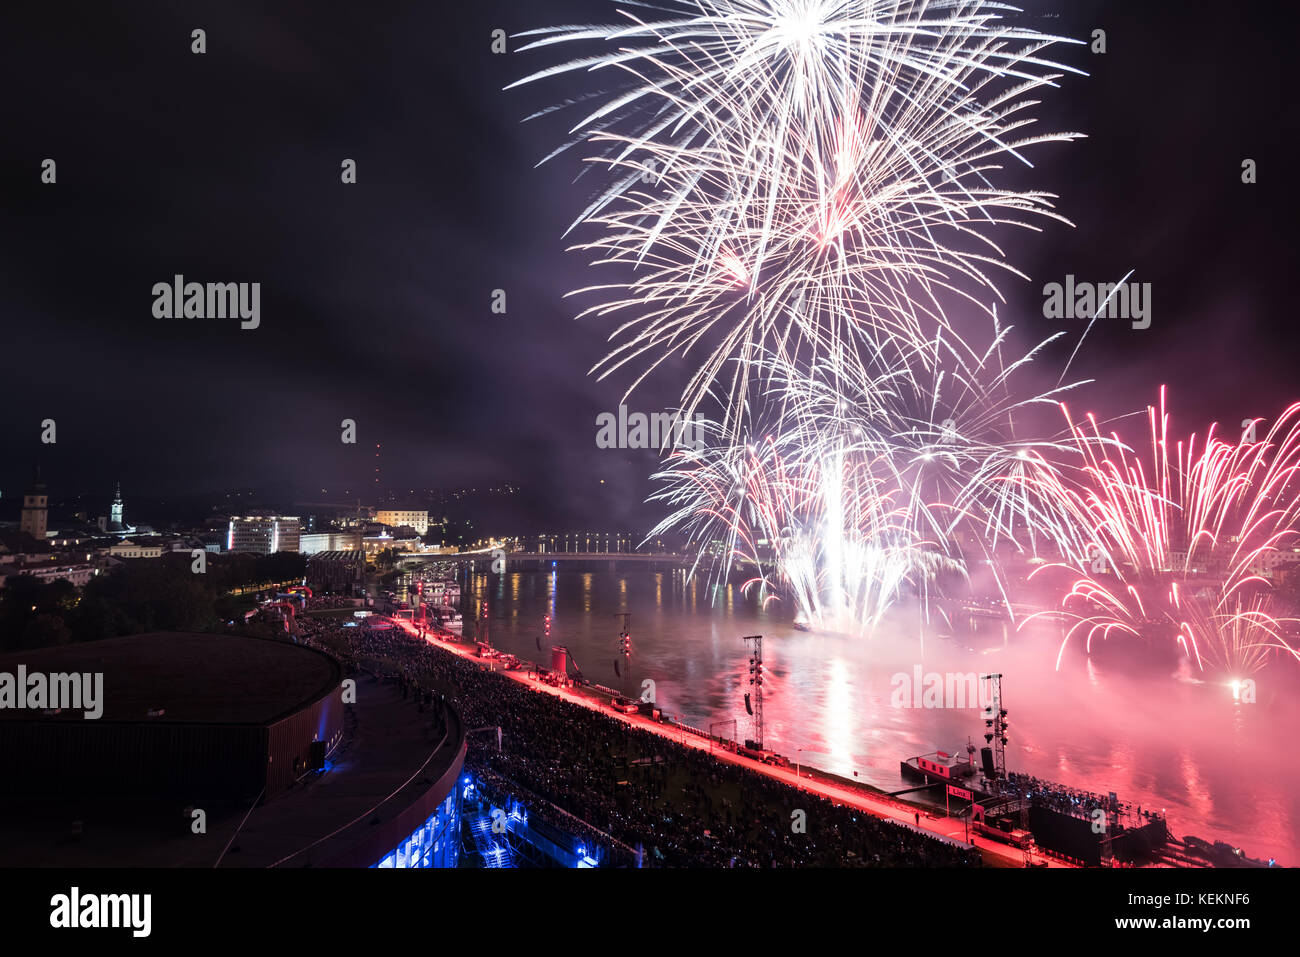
[{"left": 373, "top": 790, "right": 462, "bottom": 869}]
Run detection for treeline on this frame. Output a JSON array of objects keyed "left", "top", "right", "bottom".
[{"left": 0, "top": 552, "right": 306, "bottom": 651}]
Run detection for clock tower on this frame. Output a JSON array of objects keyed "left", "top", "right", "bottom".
[{"left": 20, "top": 471, "right": 49, "bottom": 542}]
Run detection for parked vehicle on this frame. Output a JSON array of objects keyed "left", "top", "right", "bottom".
[{"left": 608, "top": 696, "right": 639, "bottom": 714}]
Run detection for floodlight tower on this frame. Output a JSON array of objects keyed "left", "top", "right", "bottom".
[
  {"left": 615, "top": 613, "right": 632, "bottom": 697},
  {"left": 981, "top": 673, "right": 1008, "bottom": 781},
  {"left": 742, "top": 635, "right": 764, "bottom": 750}
]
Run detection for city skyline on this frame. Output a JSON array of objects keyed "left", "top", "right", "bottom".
[
  {"left": 2, "top": 0, "right": 1295, "bottom": 537},
  {"left": 1, "top": 0, "right": 1297, "bottom": 912}
]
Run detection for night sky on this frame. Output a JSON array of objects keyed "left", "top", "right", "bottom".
[{"left": 1, "top": 0, "right": 1295, "bottom": 532}]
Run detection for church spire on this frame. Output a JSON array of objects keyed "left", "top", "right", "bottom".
[{"left": 111, "top": 482, "right": 124, "bottom": 527}]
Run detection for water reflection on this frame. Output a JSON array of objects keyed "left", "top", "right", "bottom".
[{"left": 461, "top": 567, "right": 1298, "bottom": 863}]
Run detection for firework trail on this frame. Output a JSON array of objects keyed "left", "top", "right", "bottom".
[
  {"left": 1027, "top": 388, "right": 1300, "bottom": 674},
  {"left": 512, "top": 0, "right": 1086, "bottom": 428},
  {"left": 649, "top": 325, "right": 1098, "bottom": 636},
  {"left": 517, "top": 1, "right": 1100, "bottom": 638},
  {"left": 648, "top": 412, "right": 958, "bottom": 636}
]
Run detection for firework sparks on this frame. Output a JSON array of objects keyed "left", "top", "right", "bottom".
[
  {"left": 1028, "top": 389, "right": 1300, "bottom": 674},
  {"left": 512, "top": 0, "right": 1086, "bottom": 430},
  {"left": 648, "top": 327, "right": 1096, "bottom": 636}
]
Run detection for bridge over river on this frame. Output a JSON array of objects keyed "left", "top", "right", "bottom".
[{"left": 399, "top": 550, "right": 692, "bottom": 566}]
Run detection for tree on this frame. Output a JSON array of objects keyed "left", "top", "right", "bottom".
[{"left": 22, "top": 613, "right": 72, "bottom": 648}]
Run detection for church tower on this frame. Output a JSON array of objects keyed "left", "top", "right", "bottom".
[
  {"left": 110, "top": 483, "right": 125, "bottom": 529},
  {"left": 20, "top": 470, "right": 49, "bottom": 542}
]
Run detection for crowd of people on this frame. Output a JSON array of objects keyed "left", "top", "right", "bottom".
[
  {"left": 302, "top": 594, "right": 356, "bottom": 611},
  {"left": 297, "top": 612, "right": 981, "bottom": 868},
  {"left": 469, "top": 764, "right": 644, "bottom": 867},
  {"left": 1005, "top": 772, "right": 1114, "bottom": 821},
  {"left": 1003, "top": 771, "right": 1165, "bottom": 835}
]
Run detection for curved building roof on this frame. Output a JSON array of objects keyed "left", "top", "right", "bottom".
[{"left": 0, "top": 632, "right": 339, "bottom": 725}]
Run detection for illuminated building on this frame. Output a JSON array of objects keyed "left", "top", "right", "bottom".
[
  {"left": 98, "top": 483, "right": 138, "bottom": 536},
  {"left": 109, "top": 539, "right": 164, "bottom": 559},
  {"left": 19, "top": 474, "right": 48, "bottom": 541},
  {"left": 375, "top": 509, "right": 429, "bottom": 536},
  {"left": 226, "top": 513, "right": 302, "bottom": 554},
  {"left": 299, "top": 531, "right": 359, "bottom": 555}
]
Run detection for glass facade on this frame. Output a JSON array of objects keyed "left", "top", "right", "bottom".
[{"left": 372, "top": 789, "right": 461, "bottom": 868}]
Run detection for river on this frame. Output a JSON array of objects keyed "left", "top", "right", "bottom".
[{"left": 403, "top": 565, "right": 1298, "bottom": 864}]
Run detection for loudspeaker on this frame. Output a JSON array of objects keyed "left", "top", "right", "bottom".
[
  {"left": 309, "top": 740, "right": 326, "bottom": 771},
  {"left": 980, "top": 746, "right": 996, "bottom": 777}
]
